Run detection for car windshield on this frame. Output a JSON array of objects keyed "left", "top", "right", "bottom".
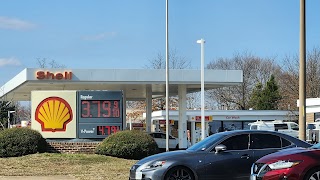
[{"left": 187, "top": 133, "right": 227, "bottom": 151}]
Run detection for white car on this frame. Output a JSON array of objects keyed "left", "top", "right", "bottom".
[
  {"left": 149, "top": 132, "right": 179, "bottom": 149},
  {"left": 249, "top": 120, "right": 299, "bottom": 138}
]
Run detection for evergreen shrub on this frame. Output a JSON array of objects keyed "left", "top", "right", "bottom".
[
  {"left": 0, "top": 128, "right": 47, "bottom": 157},
  {"left": 95, "top": 130, "right": 159, "bottom": 160}
]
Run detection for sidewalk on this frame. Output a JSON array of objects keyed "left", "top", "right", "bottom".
[{"left": 0, "top": 175, "right": 77, "bottom": 180}]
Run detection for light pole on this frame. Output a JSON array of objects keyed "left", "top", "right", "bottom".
[
  {"left": 197, "top": 38, "right": 206, "bottom": 140},
  {"left": 165, "top": 0, "right": 170, "bottom": 152},
  {"left": 7, "top": 110, "right": 15, "bottom": 129}
]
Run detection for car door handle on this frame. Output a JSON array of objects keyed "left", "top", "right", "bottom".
[{"left": 240, "top": 154, "right": 250, "bottom": 159}]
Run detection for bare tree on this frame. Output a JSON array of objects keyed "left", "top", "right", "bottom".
[
  {"left": 279, "top": 55, "right": 299, "bottom": 110},
  {"left": 126, "top": 101, "right": 146, "bottom": 123},
  {"left": 37, "top": 58, "right": 66, "bottom": 68},
  {"left": 306, "top": 48, "right": 320, "bottom": 97},
  {"left": 128, "top": 48, "right": 194, "bottom": 112},
  {"left": 15, "top": 102, "right": 31, "bottom": 123},
  {"left": 145, "top": 48, "right": 191, "bottom": 69},
  {"left": 280, "top": 47, "right": 320, "bottom": 110},
  {"left": 206, "top": 52, "right": 281, "bottom": 110},
  {"left": 146, "top": 48, "right": 194, "bottom": 110},
  {"left": 186, "top": 92, "right": 199, "bottom": 110}
]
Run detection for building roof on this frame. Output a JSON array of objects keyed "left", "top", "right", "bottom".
[
  {"left": 0, "top": 68, "right": 243, "bottom": 101},
  {"left": 147, "top": 110, "right": 298, "bottom": 121}
]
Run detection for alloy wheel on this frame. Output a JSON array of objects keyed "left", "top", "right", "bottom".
[
  {"left": 306, "top": 169, "right": 320, "bottom": 180},
  {"left": 165, "top": 167, "right": 194, "bottom": 180}
]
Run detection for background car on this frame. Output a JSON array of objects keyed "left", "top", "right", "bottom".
[
  {"left": 129, "top": 130, "right": 311, "bottom": 180},
  {"left": 250, "top": 143, "right": 320, "bottom": 180},
  {"left": 249, "top": 120, "right": 299, "bottom": 138},
  {"left": 149, "top": 132, "right": 179, "bottom": 150}
]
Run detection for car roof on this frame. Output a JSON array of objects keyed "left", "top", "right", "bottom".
[
  {"left": 216, "top": 129, "right": 293, "bottom": 136},
  {"left": 308, "top": 122, "right": 320, "bottom": 124},
  {"left": 151, "top": 130, "right": 291, "bottom": 136}
]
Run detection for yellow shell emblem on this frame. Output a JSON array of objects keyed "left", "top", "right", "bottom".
[{"left": 35, "top": 97, "right": 73, "bottom": 132}]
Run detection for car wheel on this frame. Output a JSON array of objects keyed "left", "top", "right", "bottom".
[
  {"left": 304, "top": 168, "right": 320, "bottom": 180},
  {"left": 164, "top": 166, "right": 194, "bottom": 180}
]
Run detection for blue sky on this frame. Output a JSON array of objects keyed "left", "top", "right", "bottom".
[{"left": 0, "top": 0, "right": 320, "bottom": 86}]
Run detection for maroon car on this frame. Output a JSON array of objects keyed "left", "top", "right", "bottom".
[{"left": 250, "top": 143, "right": 320, "bottom": 180}]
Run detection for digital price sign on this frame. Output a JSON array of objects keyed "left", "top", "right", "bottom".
[
  {"left": 97, "top": 125, "right": 120, "bottom": 135},
  {"left": 81, "top": 100, "right": 120, "bottom": 118},
  {"left": 77, "top": 90, "right": 123, "bottom": 138}
]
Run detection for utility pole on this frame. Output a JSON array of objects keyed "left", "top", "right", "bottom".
[{"left": 298, "top": 0, "right": 306, "bottom": 141}]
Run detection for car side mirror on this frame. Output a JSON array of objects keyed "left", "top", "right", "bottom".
[{"left": 215, "top": 144, "right": 227, "bottom": 154}]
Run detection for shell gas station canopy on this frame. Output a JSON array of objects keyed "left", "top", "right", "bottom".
[
  {"left": 0, "top": 68, "right": 243, "bottom": 102},
  {"left": 0, "top": 68, "right": 243, "bottom": 145}
]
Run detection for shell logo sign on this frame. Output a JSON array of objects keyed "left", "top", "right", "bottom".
[{"left": 35, "top": 97, "right": 73, "bottom": 132}]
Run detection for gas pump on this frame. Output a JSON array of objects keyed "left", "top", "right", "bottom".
[
  {"left": 307, "top": 129, "right": 320, "bottom": 144},
  {"left": 189, "top": 116, "right": 211, "bottom": 145},
  {"left": 194, "top": 125, "right": 202, "bottom": 143},
  {"left": 152, "top": 119, "right": 174, "bottom": 134}
]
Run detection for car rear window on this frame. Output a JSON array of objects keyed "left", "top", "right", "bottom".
[
  {"left": 281, "top": 137, "right": 292, "bottom": 147},
  {"left": 274, "top": 124, "right": 288, "bottom": 130},
  {"left": 250, "top": 134, "right": 281, "bottom": 149},
  {"left": 290, "top": 123, "right": 299, "bottom": 131},
  {"left": 250, "top": 125, "right": 258, "bottom": 130}
]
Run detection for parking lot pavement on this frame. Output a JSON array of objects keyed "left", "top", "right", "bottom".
[{"left": 0, "top": 175, "right": 77, "bottom": 180}]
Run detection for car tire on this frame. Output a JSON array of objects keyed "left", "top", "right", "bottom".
[
  {"left": 164, "top": 166, "right": 195, "bottom": 180},
  {"left": 304, "top": 167, "right": 320, "bottom": 180}
]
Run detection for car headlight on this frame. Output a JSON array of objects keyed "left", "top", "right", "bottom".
[
  {"left": 268, "top": 160, "right": 301, "bottom": 170},
  {"left": 144, "top": 161, "right": 166, "bottom": 170}
]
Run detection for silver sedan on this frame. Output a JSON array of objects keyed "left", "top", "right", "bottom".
[{"left": 129, "top": 130, "right": 311, "bottom": 180}]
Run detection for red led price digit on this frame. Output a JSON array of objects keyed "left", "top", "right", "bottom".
[
  {"left": 111, "top": 126, "right": 117, "bottom": 133},
  {"left": 98, "top": 126, "right": 105, "bottom": 135},
  {"left": 113, "top": 101, "right": 120, "bottom": 117},
  {"left": 97, "top": 126, "right": 120, "bottom": 135},
  {"left": 92, "top": 100, "right": 101, "bottom": 117},
  {"left": 102, "top": 101, "right": 111, "bottom": 117},
  {"left": 81, "top": 101, "right": 90, "bottom": 117},
  {"left": 105, "top": 126, "right": 111, "bottom": 135}
]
